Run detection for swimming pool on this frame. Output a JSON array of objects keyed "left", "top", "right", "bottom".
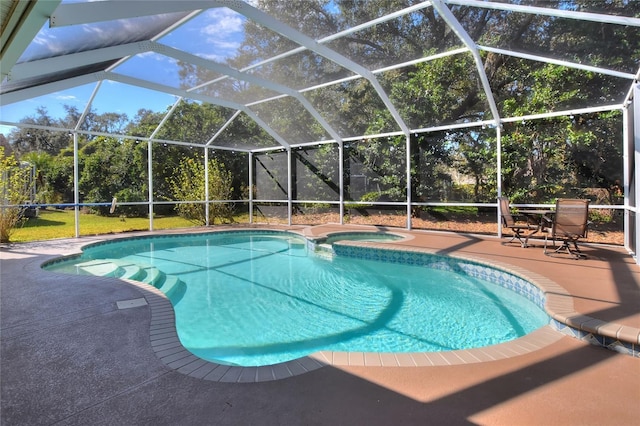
[{"left": 44, "top": 230, "right": 549, "bottom": 367}]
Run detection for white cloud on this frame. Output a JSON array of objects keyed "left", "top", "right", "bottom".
[
  {"left": 202, "top": 9, "right": 245, "bottom": 35},
  {"left": 193, "top": 9, "right": 246, "bottom": 61},
  {"left": 55, "top": 95, "right": 77, "bottom": 101},
  {"left": 137, "top": 51, "right": 178, "bottom": 65},
  {"left": 210, "top": 40, "right": 242, "bottom": 51}
]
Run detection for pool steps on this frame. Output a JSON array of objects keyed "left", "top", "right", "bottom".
[
  {"left": 75, "top": 259, "right": 186, "bottom": 301},
  {"left": 159, "top": 275, "right": 185, "bottom": 300},
  {"left": 139, "top": 264, "right": 162, "bottom": 286},
  {"left": 75, "top": 259, "right": 121, "bottom": 277}
]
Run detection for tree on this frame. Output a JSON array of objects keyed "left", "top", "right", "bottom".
[
  {"left": 410, "top": 132, "right": 454, "bottom": 203},
  {"left": 0, "top": 134, "right": 12, "bottom": 156},
  {"left": 20, "top": 151, "right": 53, "bottom": 203},
  {"left": 9, "top": 107, "right": 70, "bottom": 156},
  {"left": 450, "top": 130, "right": 497, "bottom": 202},
  {"left": 567, "top": 111, "right": 623, "bottom": 204},
  {"left": 150, "top": 102, "right": 238, "bottom": 204},
  {"left": 168, "top": 156, "right": 234, "bottom": 225},
  {"left": 347, "top": 136, "right": 407, "bottom": 202},
  {"left": 45, "top": 145, "right": 75, "bottom": 205},
  {"left": 0, "top": 147, "right": 35, "bottom": 242},
  {"left": 78, "top": 137, "right": 148, "bottom": 216}
]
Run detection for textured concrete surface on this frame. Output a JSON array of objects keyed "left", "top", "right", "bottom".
[{"left": 1, "top": 227, "right": 638, "bottom": 425}]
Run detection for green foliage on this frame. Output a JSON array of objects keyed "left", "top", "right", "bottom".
[
  {"left": 78, "top": 137, "right": 148, "bottom": 216},
  {"left": 396, "top": 54, "right": 485, "bottom": 125},
  {"left": 410, "top": 132, "right": 454, "bottom": 202},
  {"left": 167, "top": 156, "right": 234, "bottom": 225},
  {"left": 360, "top": 192, "right": 380, "bottom": 203},
  {"left": 347, "top": 137, "right": 407, "bottom": 202},
  {"left": 0, "top": 147, "right": 35, "bottom": 242},
  {"left": 9, "top": 108, "right": 70, "bottom": 155},
  {"left": 113, "top": 188, "right": 148, "bottom": 217},
  {"left": 566, "top": 111, "right": 623, "bottom": 203},
  {"left": 20, "top": 151, "right": 52, "bottom": 203},
  {"left": 43, "top": 147, "right": 74, "bottom": 205}
]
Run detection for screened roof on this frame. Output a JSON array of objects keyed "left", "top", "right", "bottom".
[{"left": 1, "top": 0, "right": 639, "bottom": 152}]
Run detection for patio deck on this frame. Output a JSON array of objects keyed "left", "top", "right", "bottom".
[{"left": 1, "top": 225, "right": 638, "bottom": 425}]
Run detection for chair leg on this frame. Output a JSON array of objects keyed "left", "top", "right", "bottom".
[
  {"left": 544, "top": 235, "right": 566, "bottom": 256},
  {"left": 505, "top": 230, "right": 525, "bottom": 246},
  {"left": 544, "top": 235, "right": 549, "bottom": 254},
  {"left": 555, "top": 241, "right": 571, "bottom": 255},
  {"left": 544, "top": 234, "right": 559, "bottom": 254},
  {"left": 545, "top": 237, "right": 586, "bottom": 259},
  {"left": 513, "top": 230, "right": 526, "bottom": 247},
  {"left": 570, "top": 240, "right": 587, "bottom": 259}
]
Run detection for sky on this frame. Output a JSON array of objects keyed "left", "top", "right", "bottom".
[{"left": 0, "top": 7, "right": 246, "bottom": 138}]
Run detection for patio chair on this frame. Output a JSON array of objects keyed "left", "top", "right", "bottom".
[
  {"left": 498, "top": 197, "right": 539, "bottom": 247},
  {"left": 543, "top": 198, "right": 590, "bottom": 258}
]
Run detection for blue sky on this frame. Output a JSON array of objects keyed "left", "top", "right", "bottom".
[{"left": 0, "top": 7, "right": 246, "bottom": 137}]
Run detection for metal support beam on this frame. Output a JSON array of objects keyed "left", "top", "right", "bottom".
[
  {"left": 147, "top": 97, "right": 184, "bottom": 232},
  {"left": 1, "top": 73, "right": 102, "bottom": 105},
  {"left": 73, "top": 132, "right": 80, "bottom": 238},
  {"left": 339, "top": 142, "right": 344, "bottom": 225},
  {"left": 206, "top": 111, "right": 242, "bottom": 146},
  {"left": 204, "top": 147, "right": 210, "bottom": 226},
  {"left": 633, "top": 84, "right": 640, "bottom": 262},
  {"left": 75, "top": 81, "right": 102, "bottom": 132},
  {"left": 2, "top": 68, "right": 293, "bottom": 150},
  {"left": 444, "top": 0, "right": 640, "bottom": 27},
  {"left": 148, "top": 140, "right": 154, "bottom": 231},
  {"left": 50, "top": 1, "right": 211, "bottom": 27},
  {"left": 431, "top": 0, "right": 501, "bottom": 125},
  {"left": 106, "top": 72, "right": 292, "bottom": 149},
  {"left": 1, "top": 0, "right": 60, "bottom": 79},
  {"left": 406, "top": 134, "right": 412, "bottom": 230},
  {"left": 227, "top": 2, "right": 411, "bottom": 136},
  {"left": 8, "top": 41, "right": 151, "bottom": 80},
  {"left": 249, "top": 152, "right": 254, "bottom": 224},
  {"left": 155, "top": 42, "right": 343, "bottom": 143},
  {"left": 150, "top": 98, "right": 183, "bottom": 140},
  {"left": 479, "top": 46, "right": 636, "bottom": 81},
  {"left": 496, "top": 124, "right": 503, "bottom": 238},
  {"left": 206, "top": 1, "right": 434, "bottom": 91},
  {"left": 287, "top": 148, "right": 292, "bottom": 226}
]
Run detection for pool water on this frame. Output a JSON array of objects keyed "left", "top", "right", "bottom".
[
  {"left": 45, "top": 231, "right": 549, "bottom": 367},
  {"left": 322, "top": 232, "right": 404, "bottom": 244}
]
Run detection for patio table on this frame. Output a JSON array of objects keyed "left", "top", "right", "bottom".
[{"left": 515, "top": 209, "right": 555, "bottom": 247}]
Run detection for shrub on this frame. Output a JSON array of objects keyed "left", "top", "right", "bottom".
[
  {"left": 0, "top": 147, "right": 35, "bottom": 243},
  {"left": 167, "top": 156, "right": 234, "bottom": 225}
]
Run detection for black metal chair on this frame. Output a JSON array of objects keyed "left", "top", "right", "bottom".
[{"left": 544, "top": 198, "right": 590, "bottom": 258}]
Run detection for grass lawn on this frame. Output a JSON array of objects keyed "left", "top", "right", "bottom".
[
  {"left": 11, "top": 209, "right": 198, "bottom": 243},
  {"left": 8, "top": 206, "right": 624, "bottom": 246}
]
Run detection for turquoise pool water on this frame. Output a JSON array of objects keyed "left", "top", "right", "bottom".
[
  {"left": 322, "top": 231, "right": 403, "bottom": 244},
  {"left": 44, "top": 231, "right": 549, "bottom": 367}
]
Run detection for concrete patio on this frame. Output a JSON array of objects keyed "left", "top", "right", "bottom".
[{"left": 1, "top": 225, "right": 638, "bottom": 425}]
